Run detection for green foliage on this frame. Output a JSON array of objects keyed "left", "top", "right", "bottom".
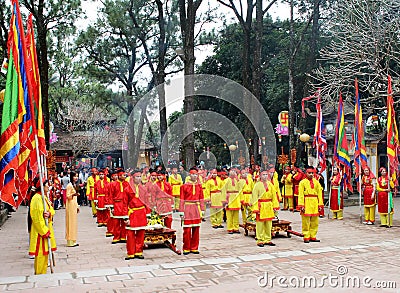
[{"left": 196, "top": 18, "right": 316, "bottom": 155}]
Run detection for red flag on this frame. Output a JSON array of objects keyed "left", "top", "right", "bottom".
[
  {"left": 387, "top": 75, "right": 399, "bottom": 181},
  {"left": 26, "top": 14, "right": 46, "bottom": 158},
  {"left": 313, "top": 91, "right": 327, "bottom": 173},
  {"left": 353, "top": 79, "right": 368, "bottom": 178}
]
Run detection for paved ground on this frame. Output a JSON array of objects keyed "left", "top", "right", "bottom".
[{"left": 1, "top": 198, "right": 400, "bottom": 292}]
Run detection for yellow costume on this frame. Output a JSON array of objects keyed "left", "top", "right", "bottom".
[
  {"left": 239, "top": 176, "right": 254, "bottom": 224},
  {"left": 168, "top": 173, "right": 183, "bottom": 210},
  {"left": 86, "top": 175, "right": 99, "bottom": 216},
  {"left": 298, "top": 176, "right": 323, "bottom": 242},
  {"left": 205, "top": 176, "right": 224, "bottom": 228},
  {"left": 221, "top": 177, "right": 243, "bottom": 233},
  {"left": 29, "top": 192, "right": 51, "bottom": 275},
  {"left": 66, "top": 183, "right": 79, "bottom": 247},
  {"left": 281, "top": 172, "right": 293, "bottom": 210},
  {"left": 251, "top": 180, "right": 280, "bottom": 246}
]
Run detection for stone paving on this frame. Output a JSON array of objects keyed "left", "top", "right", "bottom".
[{"left": 1, "top": 199, "right": 400, "bottom": 292}]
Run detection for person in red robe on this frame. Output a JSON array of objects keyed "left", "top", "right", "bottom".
[
  {"left": 292, "top": 165, "right": 305, "bottom": 212},
  {"left": 105, "top": 170, "right": 118, "bottom": 237},
  {"left": 125, "top": 171, "right": 150, "bottom": 260},
  {"left": 109, "top": 169, "right": 129, "bottom": 244},
  {"left": 94, "top": 169, "right": 110, "bottom": 227},
  {"left": 179, "top": 167, "right": 205, "bottom": 255},
  {"left": 362, "top": 166, "right": 376, "bottom": 225},
  {"left": 329, "top": 167, "right": 343, "bottom": 219},
  {"left": 156, "top": 170, "right": 174, "bottom": 228},
  {"left": 376, "top": 167, "right": 395, "bottom": 227}
]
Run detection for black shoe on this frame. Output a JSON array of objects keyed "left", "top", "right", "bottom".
[
  {"left": 304, "top": 240, "right": 310, "bottom": 243},
  {"left": 228, "top": 231, "right": 233, "bottom": 234},
  {"left": 310, "top": 239, "right": 320, "bottom": 242},
  {"left": 212, "top": 226, "right": 218, "bottom": 229},
  {"left": 257, "top": 243, "right": 264, "bottom": 247},
  {"left": 218, "top": 225, "right": 224, "bottom": 228},
  {"left": 93, "top": 215, "right": 97, "bottom": 218},
  {"left": 105, "top": 234, "right": 113, "bottom": 237},
  {"left": 119, "top": 239, "right": 127, "bottom": 243},
  {"left": 125, "top": 256, "right": 135, "bottom": 260},
  {"left": 112, "top": 240, "right": 120, "bottom": 244},
  {"left": 202, "top": 218, "right": 206, "bottom": 222},
  {"left": 191, "top": 251, "right": 200, "bottom": 254},
  {"left": 265, "top": 242, "right": 276, "bottom": 246},
  {"left": 233, "top": 230, "right": 240, "bottom": 234},
  {"left": 183, "top": 251, "right": 190, "bottom": 255},
  {"left": 386, "top": 226, "right": 392, "bottom": 228},
  {"left": 135, "top": 255, "right": 144, "bottom": 259},
  {"left": 380, "top": 225, "right": 387, "bottom": 227}
]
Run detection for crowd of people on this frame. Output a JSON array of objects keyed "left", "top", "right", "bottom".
[{"left": 26, "top": 162, "right": 396, "bottom": 274}]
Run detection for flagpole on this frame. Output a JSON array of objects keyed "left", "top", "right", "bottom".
[
  {"left": 359, "top": 164, "right": 362, "bottom": 224},
  {"left": 34, "top": 135, "right": 53, "bottom": 273},
  {"left": 387, "top": 165, "right": 392, "bottom": 227}
]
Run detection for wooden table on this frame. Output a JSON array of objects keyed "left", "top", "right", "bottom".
[
  {"left": 144, "top": 228, "right": 181, "bottom": 255},
  {"left": 240, "top": 219, "right": 304, "bottom": 238}
]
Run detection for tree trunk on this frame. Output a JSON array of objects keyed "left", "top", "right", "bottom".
[
  {"left": 242, "top": 0, "right": 254, "bottom": 163},
  {"left": 179, "top": 0, "right": 202, "bottom": 169},
  {"left": 156, "top": 0, "right": 168, "bottom": 166},
  {"left": 252, "top": 0, "right": 263, "bottom": 167},
  {"left": 35, "top": 1, "right": 50, "bottom": 148}
]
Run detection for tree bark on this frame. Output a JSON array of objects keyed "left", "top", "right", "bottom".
[
  {"left": 156, "top": 0, "right": 168, "bottom": 166},
  {"left": 35, "top": 0, "right": 50, "bottom": 148},
  {"left": 179, "top": 0, "right": 202, "bottom": 169}
]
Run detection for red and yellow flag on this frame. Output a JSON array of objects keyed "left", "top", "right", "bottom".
[{"left": 387, "top": 75, "right": 399, "bottom": 180}]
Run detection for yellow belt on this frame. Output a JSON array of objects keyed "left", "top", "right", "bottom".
[
  {"left": 97, "top": 194, "right": 105, "bottom": 197},
  {"left": 128, "top": 206, "right": 145, "bottom": 215}
]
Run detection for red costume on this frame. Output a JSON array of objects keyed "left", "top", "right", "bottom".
[
  {"left": 95, "top": 177, "right": 109, "bottom": 227},
  {"left": 105, "top": 174, "right": 117, "bottom": 237},
  {"left": 180, "top": 175, "right": 205, "bottom": 254},
  {"left": 125, "top": 183, "right": 150, "bottom": 259},
  {"left": 377, "top": 176, "right": 391, "bottom": 214},
  {"left": 109, "top": 179, "right": 129, "bottom": 243},
  {"left": 292, "top": 167, "right": 305, "bottom": 211},
  {"left": 156, "top": 178, "right": 173, "bottom": 228},
  {"left": 362, "top": 168, "right": 376, "bottom": 224},
  {"left": 330, "top": 172, "right": 342, "bottom": 211},
  {"left": 362, "top": 173, "right": 375, "bottom": 206}
]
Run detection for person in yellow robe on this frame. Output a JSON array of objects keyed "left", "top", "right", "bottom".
[
  {"left": 205, "top": 169, "right": 224, "bottom": 228},
  {"left": 168, "top": 166, "right": 183, "bottom": 211},
  {"left": 298, "top": 167, "right": 324, "bottom": 243},
  {"left": 28, "top": 178, "right": 52, "bottom": 274},
  {"left": 86, "top": 168, "right": 99, "bottom": 217},
  {"left": 251, "top": 170, "right": 280, "bottom": 246},
  {"left": 281, "top": 165, "right": 294, "bottom": 211},
  {"left": 221, "top": 169, "right": 244, "bottom": 234},
  {"left": 66, "top": 171, "right": 80, "bottom": 247},
  {"left": 239, "top": 169, "right": 254, "bottom": 224},
  {"left": 268, "top": 166, "right": 281, "bottom": 218}
]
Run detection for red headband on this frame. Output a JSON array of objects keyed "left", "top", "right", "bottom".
[{"left": 189, "top": 170, "right": 198, "bottom": 174}]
